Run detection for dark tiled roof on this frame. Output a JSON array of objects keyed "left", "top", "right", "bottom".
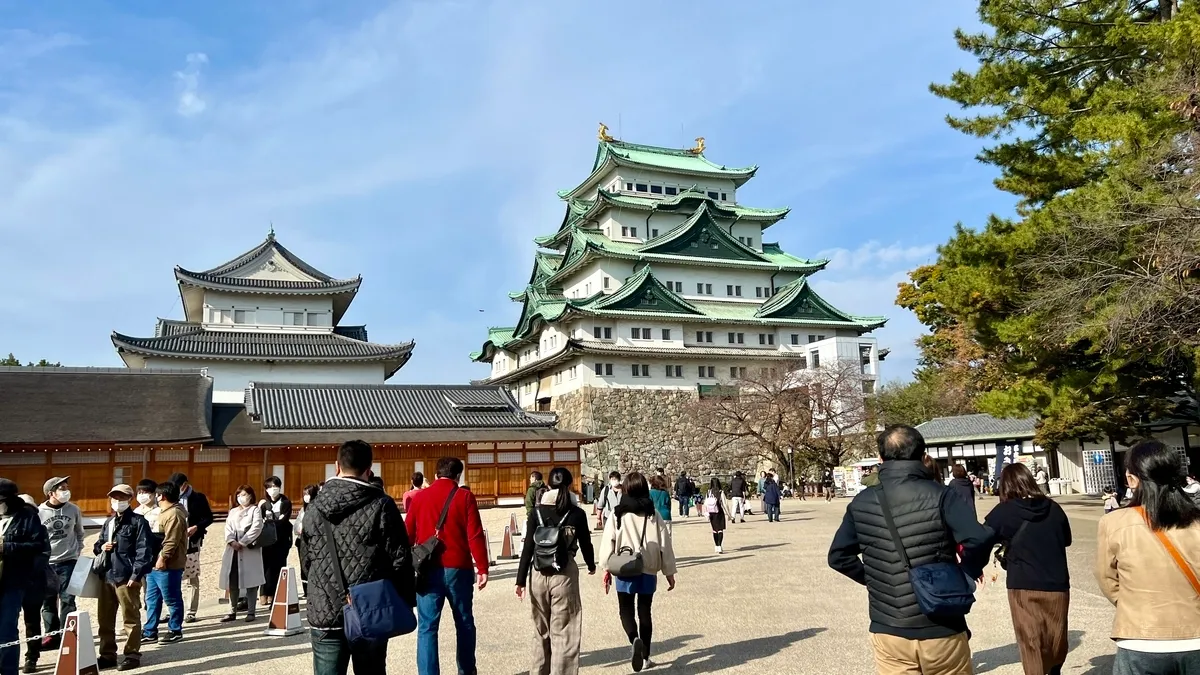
[
  {"left": 112, "top": 325, "right": 414, "bottom": 374},
  {"left": 174, "top": 234, "right": 361, "bottom": 294},
  {"left": 915, "top": 413, "right": 1038, "bottom": 444},
  {"left": 245, "top": 383, "right": 557, "bottom": 431},
  {"left": 0, "top": 368, "right": 212, "bottom": 444},
  {"left": 211, "top": 404, "right": 599, "bottom": 447}
]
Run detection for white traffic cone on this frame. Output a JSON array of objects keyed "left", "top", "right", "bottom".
[
  {"left": 263, "top": 567, "right": 304, "bottom": 637},
  {"left": 54, "top": 610, "right": 98, "bottom": 675},
  {"left": 482, "top": 526, "right": 496, "bottom": 568}
]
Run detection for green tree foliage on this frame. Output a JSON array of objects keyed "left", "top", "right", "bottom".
[
  {"left": 1, "top": 353, "right": 61, "bottom": 367},
  {"left": 875, "top": 372, "right": 978, "bottom": 428},
  {"left": 904, "top": 1, "right": 1200, "bottom": 446}
]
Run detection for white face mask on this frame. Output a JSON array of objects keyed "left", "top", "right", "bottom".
[
  {"left": 136, "top": 493, "right": 153, "bottom": 506},
  {"left": 237, "top": 494, "right": 251, "bottom": 507},
  {"left": 55, "top": 490, "right": 71, "bottom": 504},
  {"left": 0, "top": 503, "right": 8, "bottom": 516},
  {"left": 302, "top": 494, "right": 311, "bottom": 504},
  {"left": 610, "top": 480, "right": 619, "bottom": 488},
  {"left": 111, "top": 499, "right": 129, "bottom": 513},
  {"left": 267, "top": 487, "right": 281, "bottom": 499}
]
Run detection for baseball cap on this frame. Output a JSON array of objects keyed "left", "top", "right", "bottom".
[
  {"left": 108, "top": 484, "right": 134, "bottom": 499},
  {"left": 43, "top": 476, "right": 69, "bottom": 495}
]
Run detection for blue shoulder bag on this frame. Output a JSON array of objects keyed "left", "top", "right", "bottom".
[
  {"left": 319, "top": 517, "right": 416, "bottom": 642},
  {"left": 875, "top": 485, "right": 975, "bottom": 617}
]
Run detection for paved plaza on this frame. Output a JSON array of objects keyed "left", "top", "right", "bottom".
[{"left": 44, "top": 496, "right": 1120, "bottom": 674}]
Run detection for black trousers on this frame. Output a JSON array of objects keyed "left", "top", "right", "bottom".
[
  {"left": 617, "top": 592, "right": 654, "bottom": 658},
  {"left": 22, "top": 584, "right": 45, "bottom": 662}
]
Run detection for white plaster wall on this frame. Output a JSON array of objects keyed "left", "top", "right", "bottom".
[
  {"left": 609, "top": 168, "right": 738, "bottom": 201},
  {"left": 202, "top": 290, "right": 334, "bottom": 329},
  {"left": 140, "top": 357, "right": 386, "bottom": 396}
]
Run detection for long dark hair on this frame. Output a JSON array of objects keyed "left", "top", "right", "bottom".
[
  {"left": 709, "top": 476, "right": 722, "bottom": 496},
  {"left": 998, "top": 463, "right": 1043, "bottom": 503},
  {"left": 1127, "top": 440, "right": 1200, "bottom": 531},
  {"left": 548, "top": 467, "right": 573, "bottom": 515}
]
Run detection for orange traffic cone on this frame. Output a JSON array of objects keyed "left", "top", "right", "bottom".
[
  {"left": 264, "top": 567, "right": 305, "bottom": 637},
  {"left": 54, "top": 611, "right": 99, "bottom": 675}
]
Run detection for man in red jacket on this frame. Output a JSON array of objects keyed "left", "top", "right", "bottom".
[{"left": 406, "top": 457, "right": 488, "bottom": 675}]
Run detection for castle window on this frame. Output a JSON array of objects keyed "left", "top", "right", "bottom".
[
  {"left": 234, "top": 310, "right": 255, "bottom": 324},
  {"left": 661, "top": 329, "right": 672, "bottom": 341},
  {"left": 650, "top": 185, "right": 663, "bottom": 194},
  {"left": 697, "top": 365, "right": 715, "bottom": 379},
  {"left": 665, "top": 365, "right": 683, "bottom": 378},
  {"left": 632, "top": 364, "right": 650, "bottom": 378},
  {"left": 636, "top": 183, "right": 648, "bottom": 192},
  {"left": 625, "top": 182, "right": 633, "bottom": 190},
  {"left": 707, "top": 191, "right": 719, "bottom": 200},
  {"left": 665, "top": 186, "right": 678, "bottom": 196}
]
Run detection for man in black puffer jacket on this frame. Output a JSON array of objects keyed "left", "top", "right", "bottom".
[
  {"left": 304, "top": 440, "right": 414, "bottom": 674},
  {"left": 828, "top": 425, "right": 991, "bottom": 675}
]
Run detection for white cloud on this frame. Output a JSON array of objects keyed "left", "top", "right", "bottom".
[
  {"left": 819, "top": 241, "right": 937, "bottom": 272},
  {"left": 174, "top": 52, "right": 208, "bottom": 117}
]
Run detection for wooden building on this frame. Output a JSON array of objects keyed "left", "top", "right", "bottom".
[{"left": 0, "top": 368, "right": 599, "bottom": 516}]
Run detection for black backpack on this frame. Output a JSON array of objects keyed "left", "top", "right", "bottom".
[{"left": 532, "top": 507, "right": 571, "bottom": 574}]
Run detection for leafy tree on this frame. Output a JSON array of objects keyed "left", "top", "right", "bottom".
[
  {"left": 904, "top": 1, "right": 1200, "bottom": 446},
  {"left": 875, "top": 372, "right": 978, "bottom": 428},
  {"left": 0, "top": 353, "right": 60, "bottom": 367}
]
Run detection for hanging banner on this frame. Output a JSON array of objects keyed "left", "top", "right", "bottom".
[{"left": 994, "top": 441, "right": 1019, "bottom": 480}]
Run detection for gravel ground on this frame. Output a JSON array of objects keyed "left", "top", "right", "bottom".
[{"left": 21, "top": 496, "right": 1120, "bottom": 674}]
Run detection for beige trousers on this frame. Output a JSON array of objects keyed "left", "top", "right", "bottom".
[
  {"left": 529, "top": 559, "right": 583, "bottom": 675},
  {"left": 98, "top": 582, "right": 142, "bottom": 660},
  {"left": 870, "top": 632, "right": 973, "bottom": 675}
]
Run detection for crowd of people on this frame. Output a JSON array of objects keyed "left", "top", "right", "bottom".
[{"left": 829, "top": 425, "right": 1200, "bottom": 675}]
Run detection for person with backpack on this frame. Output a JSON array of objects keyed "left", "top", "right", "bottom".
[
  {"left": 968, "top": 463, "right": 1071, "bottom": 675},
  {"left": 673, "top": 472, "right": 692, "bottom": 518},
  {"left": 524, "top": 471, "right": 546, "bottom": 520},
  {"left": 515, "top": 467, "right": 596, "bottom": 675},
  {"left": 761, "top": 474, "right": 782, "bottom": 523},
  {"left": 258, "top": 476, "right": 293, "bottom": 608},
  {"left": 705, "top": 478, "right": 731, "bottom": 554},
  {"left": 1096, "top": 439, "right": 1200, "bottom": 673},
  {"left": 598, "top": 471, "right": 677, "bottom": 673},
  {"left": 728, "top": 472, "right": 748, "bottom": 524},
  {"left": 595, "top": 472, "right": 622, "bottom": 529},
  {"left": 93, "top": 484, "right": 154, "bottom": 671}
]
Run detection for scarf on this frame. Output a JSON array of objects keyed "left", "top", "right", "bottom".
[{"left": 614, "top": 493, "right": 656, "bottom": 520}]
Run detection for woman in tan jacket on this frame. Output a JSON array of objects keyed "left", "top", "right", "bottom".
[
  {"left": 597, "top": 472, "right": 676, "bottom": 673},
  {"left": 1096, "top": 440, "right": 1200, "bottom": 673}
]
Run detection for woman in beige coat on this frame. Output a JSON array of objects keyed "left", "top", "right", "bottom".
[
  {"left": 597, "top": 471, "right": 676, "bottom": 673},
  {"left": 219, "top": 484, "right": 265, "bottom": 623},
  {"left": 1096, "top": 440, "right": 1200, "bottom": 673}
]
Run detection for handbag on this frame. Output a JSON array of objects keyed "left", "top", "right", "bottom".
[
  {"left": 318, "top": 518, "right": 416, "bottom": 642},
  {"left": 92, "top": 517, "right": 117, "bottom": 575},
  {"left": 410, "top": 485, "right": 459, "bottom": 592},
  {"left": 252, "top": 503, "right": 278, "bottom": 549},
  {"left": 993, "top": 520, "right": 1030, "bottom": 571},
  {"left": 1136, "top": 506, "right": 1200, "bottom": 597},
  {"left": 876, "top": 486, "right": 975, "bottom": 617},
  {"left": 605, "top": 514, "right": 649, "bottom": 577}
]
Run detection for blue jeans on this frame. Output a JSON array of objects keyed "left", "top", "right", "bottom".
[
  {"left": 310, "top": 629, "right": 387, "bottom": 675},
  {"left": 143, "top": 569, "right": 184, "bottom": 635},
  {"left": 42, "top": 561, "right": 77, "bottom": 638},
  {"left": 416, "top": 567, "right": 476, "bottom": 675},
  {"left": 1114, "top": 646, "right": 1200, "bottom": 674},
  {"left": 677, "top": 497, "right": 690, "bottom": 517},
  {"left": 0, "top": 585, "right": 25, "bottom": 675},
  {"left": 765, "top": 503, "right": 781, "bottom": 521}
]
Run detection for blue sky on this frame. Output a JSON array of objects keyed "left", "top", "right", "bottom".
[{"left": 0, "top": 1, "right": 1015, "bottom": 383}]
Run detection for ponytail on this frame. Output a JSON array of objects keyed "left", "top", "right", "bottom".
[{"left": 548, "top": 467, "right": 574, "bottom": 515}]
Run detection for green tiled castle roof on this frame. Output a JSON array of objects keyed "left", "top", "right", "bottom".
[{"left": 563, "top": 139, "right": 758, "bottom": 200}]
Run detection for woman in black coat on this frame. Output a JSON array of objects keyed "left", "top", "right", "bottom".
[
  {"left": 948, "top": 464, "right": 977, "bottom": 517},
  {"left": 258, "top": 476, "right": 293, "bottom": 606}
]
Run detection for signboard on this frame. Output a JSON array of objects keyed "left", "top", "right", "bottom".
[{"left": 994, "top": 441, "right": 1019, "bottom": 480}]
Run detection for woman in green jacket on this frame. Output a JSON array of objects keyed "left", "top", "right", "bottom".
[{"left": 649, "top": 475, "right": 673, "bottom": 534}]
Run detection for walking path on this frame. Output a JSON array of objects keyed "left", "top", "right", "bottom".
[{"left": 32, "top": 496, "right": 1118, "bottom": 674}]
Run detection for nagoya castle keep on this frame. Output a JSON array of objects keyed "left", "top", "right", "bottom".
[{"left": 473, "top": 126, "right": 886, "bottom": 470}]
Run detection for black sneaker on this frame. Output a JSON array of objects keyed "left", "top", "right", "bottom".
[
  {"left": 117, "top": 658, "right": 140, "bottom": 671},
  {"left": 98, "top": 657, "right": 118, "bottom": 670},
  {"left": 141, "top": 633, "right": 158, "bottom": 643},
  {"left": 22, "top": 660, "right": 36, "bottom": 674},
  {"left": 163, "top": 631, "right": 183, "bottom": 644},
  {"left": 632, "top": 637, "right": 645, "bottom": 672},
  {"left": 244, "top": 614, "right": 256, "bottom": 623}
]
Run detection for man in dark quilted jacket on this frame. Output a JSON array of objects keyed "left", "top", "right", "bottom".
[
  {"left": 828, "top": 425, "right": 991, "bottom": 675},
  {"left": 303, "top": 440, "right": 414, "bottom": 675}
]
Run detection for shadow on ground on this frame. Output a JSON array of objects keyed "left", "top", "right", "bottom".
[
  {"left": 658, "top": 628, "right": 827, "bottom": 672},
  {"left": 1082, "top": 653, "right": 1115, "bottom": 674},
  {"left": 972, "top": 629, "right": 1086, "bottom": 673}
]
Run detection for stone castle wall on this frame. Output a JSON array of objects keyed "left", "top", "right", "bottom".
[{"left": 552, "top": 386, "right": 748, "bottom": 478}]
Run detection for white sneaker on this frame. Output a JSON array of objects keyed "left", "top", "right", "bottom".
[
  {"left": 714, "top": 545, "right": 720, "bottom": 554},
  {"left": 644, "top": 658, "right": 657, "bottom": 669},
  {"left": 718, "top": 545, "right": 724, "bottom": 554}
]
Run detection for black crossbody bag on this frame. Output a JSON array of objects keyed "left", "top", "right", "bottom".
[{"left": 411, "top": 485, "right": 459, "bottom": 591}]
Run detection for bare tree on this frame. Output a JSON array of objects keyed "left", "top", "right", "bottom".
[
  {"left": 687, "top": 361, "right": 876, "bottom": 481},
  {"left": 795, "top": 362, "right": 878, "bottom": 474}
]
